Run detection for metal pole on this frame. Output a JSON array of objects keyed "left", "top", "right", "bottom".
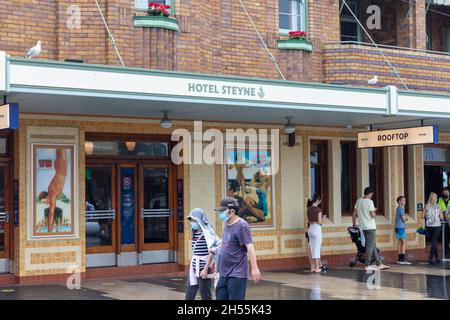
[{"left": 443, "top": 219, "right": 450, "bottom": 262}]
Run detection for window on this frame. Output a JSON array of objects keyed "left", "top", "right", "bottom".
[
  {"left": 341, "top": 141, "right": 356, "bottom": 215},
  {"left": 310, "top": 141, "right": 328, "bottom": 212},
  {"left": 279, "top": 0, "right": 307, "bottom": 33},
  {"left": 368, "top": 148, "right": 385, "bottom": 214},
  {"left": 85, "top": 141, "right": 169, "bottom": 158},
  {"left": 340, "top": 0, "right": 361, "bottom": 42},
  {"left": 135, "top": 0, "right": 171, "bottom": 11}
]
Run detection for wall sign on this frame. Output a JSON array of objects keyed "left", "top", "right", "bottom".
[
  {"left": 0, "top": 104, "right": 19, "bottom": 130},
  {"left": 32, "top": 144, "right": 75, "bottom": 237},
  {"left": 357, "top": 125, "right": 438, "bottom": 148},
  {"left": 120, "top": 167, "right": 135, "bottom": 245}
]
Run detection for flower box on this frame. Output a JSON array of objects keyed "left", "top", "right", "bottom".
[
  {"left": 133, "top": 15, "right": 179, "bottom": 32},
  {"left": 277, "top": 30, "right": 313, "bottom": 51},
  {"left": 277, "top": 38, "right": 313, "bottom": 51}
]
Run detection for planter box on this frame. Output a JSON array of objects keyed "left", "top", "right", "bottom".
[
  {"left": 277, "top": 39, "right": 313, "bottom": 51},
  {"left": 133, "top": 16, "right": 179, "bottom": 32}
]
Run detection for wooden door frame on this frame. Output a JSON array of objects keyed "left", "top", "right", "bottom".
[
  {"left": 0, "top": 162, "right": 11, "bottom": 259},
  {"left": 138, "top": 163, "right": 177, "bottom": 252},
  {"left": 85, "top": 163, "right": 117, "bottom": 255},
  {"left": 117, "top": 163, "right": 139, "bottom": 253}
]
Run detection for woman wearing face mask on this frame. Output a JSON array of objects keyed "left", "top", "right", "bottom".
[
  {"left": 185, "top": 208, "right": 221, "bottom": 300},
  {"left": 422, "top": 192, "right": 444, "bottom": 265}
]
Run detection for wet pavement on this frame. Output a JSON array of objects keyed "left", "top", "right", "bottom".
[{"left": 0, "top": 261, "right": 449, "bottom": 300}]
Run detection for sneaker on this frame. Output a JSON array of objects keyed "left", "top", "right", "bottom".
[
  {"left": 397, "top": 260, "right": 412, "bottom": 265},
  {"left": 378, "top": 264, "right": 391, "bottom": 270},
  {"left": 365, "top": 265, "right": 378, "bottom": 271},
  {"left": 427, "top": 259, "right": 434, "bottom": 265}
]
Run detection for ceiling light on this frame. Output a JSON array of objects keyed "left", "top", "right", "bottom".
[
  {"left": 160, "top": 110, "right": 172, "bottom": 129},
  {"left": 85, "top": 141, "right": 94, "bottom": 155},
  {"left": 283, "top": 117, "right": 295, "bottom": 134},
  {"left": 125, "top": 141, "right": 136, "bottom": 152}
]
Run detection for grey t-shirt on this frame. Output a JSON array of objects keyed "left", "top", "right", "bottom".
[{"left": 219, "top": 218, "right": 253, "bottom": 279}]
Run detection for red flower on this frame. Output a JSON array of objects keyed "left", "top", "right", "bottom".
[{"left": 165, "top": 5, "right": 171, "bottom": 9}]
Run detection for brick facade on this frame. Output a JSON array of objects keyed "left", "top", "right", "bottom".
[{"left": 1, "top": 0, "right": 448, "bottom": 90}]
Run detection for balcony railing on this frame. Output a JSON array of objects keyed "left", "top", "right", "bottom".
[{"left": 323, "top": 41, "right": 450, "bottom": 94}]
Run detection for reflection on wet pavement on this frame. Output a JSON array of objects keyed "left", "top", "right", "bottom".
[{"left": 0, "top": 262, "right": 449, "bottom": 300}]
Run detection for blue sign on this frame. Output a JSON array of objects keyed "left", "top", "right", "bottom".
[
  {"left": 433, "top": 125, "right": 439, "bottom": 144},
  {"left": 120, "top": 167, "right": 135, "bottom": 245},
  {"left": 0, "top": 103, "right": 19, "bottom": 130}
]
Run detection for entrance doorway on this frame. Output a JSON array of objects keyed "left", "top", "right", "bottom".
[
  {"left": 85, "top": 136, "right": 177, "bottom": 268},
  {"left": 424, "top": 145, "right": 450, "bottom": 200},
  {"left": 0, "top": 133, "right": 13, "bottom": 273}
]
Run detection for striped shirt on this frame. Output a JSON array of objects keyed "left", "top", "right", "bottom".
[{"left": 192, "top": 231, "right": 209, "bottom": 271}]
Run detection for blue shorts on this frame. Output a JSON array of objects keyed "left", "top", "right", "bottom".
[{"left": 395, "top": 228, "right": 406, "bottom": 240}]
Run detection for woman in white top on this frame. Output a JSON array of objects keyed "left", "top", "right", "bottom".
[{"left": 422, "top": 192, "right": 444, "bottom": 265}]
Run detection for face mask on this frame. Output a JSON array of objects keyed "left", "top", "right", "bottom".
[
  {"left": 190, "top": 222, "right": 201, "bottom": 231},
  {"left": 219, "top": 210, "right": 231, "bottom": 222}
]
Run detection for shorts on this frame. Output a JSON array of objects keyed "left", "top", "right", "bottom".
[{"left": 395, "top": 228, "right": 406, "bottom": 240}]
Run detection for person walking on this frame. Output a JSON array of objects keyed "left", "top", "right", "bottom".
[
  {"left": 214, "top": 197, "right": 261, "bottom": 300},
  {"left": 422, "top": 192, "right": 443, "bottom": 265},
  {"left": 438, "top": 188, "right": 450, "bottom": 259},
  {"left": 307, "top": 194, "right": 323, "bottom": 273},
  {"left": 395, "top": 196, "right": 411, "bottom": 265},
  {"left": 352, "top": 187, "right": 390, "bottom": 272},
  {"left": 185, "top": 208, "right": 221, "bottom": 300}
]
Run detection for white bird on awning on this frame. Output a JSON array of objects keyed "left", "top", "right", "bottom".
[
  {"left": 367, "top": 75, "right": 378, "bottom": 85},
  {"left": 25, "top": 41, "right": 41, "bottom": 59}
]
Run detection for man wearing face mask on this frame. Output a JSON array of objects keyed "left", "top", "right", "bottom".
[
  {"left": 214, "top": 197, "right": 261, "bottom": 300},
  {"left": 438, "top": 188, "right": 450, "bottom": 258}
]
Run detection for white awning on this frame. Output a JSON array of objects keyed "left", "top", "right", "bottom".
[{"left": 428, "top": 0, "right": 450, "bottom": 6}]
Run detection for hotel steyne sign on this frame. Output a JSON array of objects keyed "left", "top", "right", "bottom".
[
  {"left": 357, "top": 125, "right": 438, "bottom": 148},
  {"left": 188, "top": 82, "right": 266, "bottom": 99}
]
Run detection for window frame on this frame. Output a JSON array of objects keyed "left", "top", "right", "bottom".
[
  {"left": 279, "top": 0, "right": 308, "bottom": 35},
  {"left": 340, "top": 141, "right": 357, "bottom": 216},
  {"left": 368, "top": 148, "right": 385, "bottom": 215},
  {"left": 310, "top": 140, "right": 328, "bottom": 214},
  {"left": 339, "top": 0, "right": 362, "bottom": 42}
]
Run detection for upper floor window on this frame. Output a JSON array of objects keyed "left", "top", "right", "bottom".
[
  {"left": 135, "top": 0, "right": 171, "bottom": 11},
  {"left": 279, "top": 0, "right": 307, "bottom": 33},
  {"left": 340, "top": 0, "right": 361, "bottom": 42}
]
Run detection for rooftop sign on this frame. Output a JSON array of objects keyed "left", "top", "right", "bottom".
[{"left": 357, "top": 125, "right": 438, "bottom": 148}]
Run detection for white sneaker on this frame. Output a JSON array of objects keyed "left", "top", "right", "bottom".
[{"left": 365, "top": 265, "right": 379, "bottom": 271}]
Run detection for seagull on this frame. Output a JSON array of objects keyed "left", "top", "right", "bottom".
[
  {"left": 367, "top": 75, "right": 378, "bottom": 85},
  {"left": 25, "top": 41, "right": 41, "bottom": 59}
]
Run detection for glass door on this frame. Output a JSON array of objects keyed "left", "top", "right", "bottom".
[
  {"left": 85, "top": 165, "right": 116, "bottom": 254},
  {"left": 0, "top": 164, "right": 10, "bottom": 260},
  {"left": 139, "top": 164, "right": 175, "bottom": 251}
]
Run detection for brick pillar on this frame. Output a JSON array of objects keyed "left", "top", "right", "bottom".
[
  {"left": 396, "top": 0, "right": 426, "bottom": 50},
  {"left": 279, "top": 50, "right": 313, "bottom": 82},
  {"left": 414, "top": 0, "right": 427, "bottom": 50}
]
